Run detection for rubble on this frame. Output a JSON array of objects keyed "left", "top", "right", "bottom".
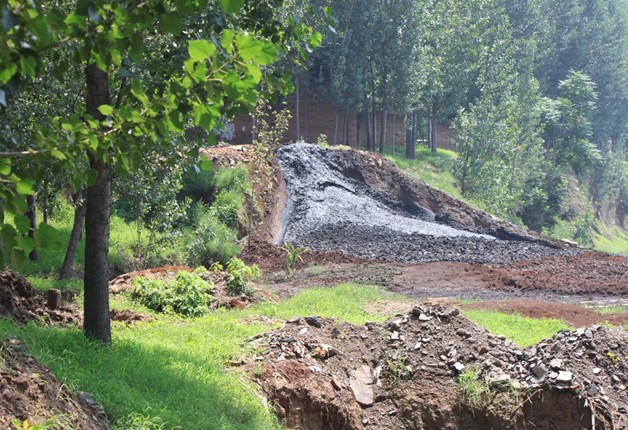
[{"left": 251, "top": 305, "right": 627, "bottom": 429}]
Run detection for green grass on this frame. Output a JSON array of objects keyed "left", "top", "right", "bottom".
[
  {"left": 594, "top": 305, "right": 628, "bottom": 315},
  {"left": 0, "top": 284, "right": 396, "bottom": 429},
  {"left": 247, "top": 283, "right": 398, "bottom": 325},
  {"left": 386, "top": 146, "right": 466, "bottom": 201},
  {"left": 592, "top": 224, "right": 628, "bottom": 256},
  {"left": 461, "top": 309, "right": 570, "bottom": 347}
]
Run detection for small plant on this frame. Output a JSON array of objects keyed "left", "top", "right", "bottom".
[
  {"left": 225, "top": 258, "right": 261, "bottom": 296},
  {"left": 386, "top": 353, "right": 411, "bottom": 383},
  {"left": 315, "top": 134, "right": 329, "bottom": 148},
  {"left": 607, "top": 352, "right": 620, "bottom": 365},
  {"left": 456, "top": 369, "right": 491, "bottom": 408},
  {"left": 281, "top": 242, "right": 307, "bottom": 277},
  {"left": 132, "top": 267, "right": 214, "bottom": 317}
]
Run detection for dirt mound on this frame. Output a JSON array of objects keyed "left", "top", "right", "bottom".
[
  {"left": 0, "top": 271, "right": 81, "bottom": 325},
  {"left": 275, "top": 144, "right": 577, "bottom": 265},
  {"left": 249, "top": 305, "right": 627, "bottom": 430},
  {"left": 0, "top": 339, "right": 109, "bottom": 429}
]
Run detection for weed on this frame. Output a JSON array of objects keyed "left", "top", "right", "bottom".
[
  {"left": 456, "top": 369, "right": 491, "bottom": 408},
  {"left": 607, "top": 352, "right": 620, "bottom": 365},
  {"left": 281, "top": 242, "right": 307, "bottom": 277},
  {"left": 225, "top": 258, "right": 261, "bottom": 296},
  {"left": 315, "top": 134, "right": 329, "bottom": 148},
  {"left": 386, "top": 352, "right": 411, "bottom": 384}
]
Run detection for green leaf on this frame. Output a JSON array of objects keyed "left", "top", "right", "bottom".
[
  {"left": 219, "top": 0, "right": 244, "bottom": 14},
  {"left": 13, "top": 214, "right": 30, "bottom": 234},
  {"left": 236, "top": 35, "right": 277, "bottom": 65},
  {"left": 221, "top": 29, "right": 235, "bottom": 52},
  {"left": 49, "top": 149, "right": 67, "bottom": 160},
  {"left": 0, "top": 63, "right": 17, "bottom": 84},
  {"left": 35, "top": 223, "right": 57, "bottom": 247},
  {"left": 97, "top": 104, "right": 114, "bottom": 115},
  {"left": 162, "top": 12, "right": 182, "bottom": 35},
  {"left": 19, "top": 56, "right": 37, "bottom": 78},
  {"left": 16, "top": 179, "right": 34, "bottom": 195},
  {"left": 200, "top": 158, "right": 213, "bottom": 171},
  {"left": 188, "top": 39, "right": 216, "bottom": 61},
  {"left": 10, "top": 248, "right": 25, "bottom": 269},
  {"left": 130, "top": 35, "right": 144, "bottom": 62},
  {"left": 0, "top": 158, "right": 10, "bottom": 175}
]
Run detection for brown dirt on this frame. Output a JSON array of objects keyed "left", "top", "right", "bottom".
[
  {"left": 0, "top": 339, "right": 109, "bottom": 430},
  {"left": 248, "top": 306, "right": 627, "bottom": 430},
  {"left": 463, "top": 299, "right": 628, "bottom": 327},
  {"left": 0, "top": 271, "right": 82, "bottom": 326}
]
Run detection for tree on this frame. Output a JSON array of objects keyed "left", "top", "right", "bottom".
[{"left": 0, "top": 0, "right": 319, "bottom": 342}]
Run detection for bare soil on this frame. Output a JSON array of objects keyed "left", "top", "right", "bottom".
[{"left": 0, "top": 338, "right": 109, "bottom": 430}]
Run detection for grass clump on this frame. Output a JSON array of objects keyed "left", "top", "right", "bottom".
[
  {"left": 131, "top": 268, "right": 214, "bottom": 317},
  {"left": 456, "top": 368, "right": 491, "bottom": 408},
  {"left": 462, "top": 309, "right": 569, "bottom": 347}
]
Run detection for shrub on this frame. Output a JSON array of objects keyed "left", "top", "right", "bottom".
[
  {"left": 224, "top": 257, "right": 261, "bottom": 295},
  {"left": 131, "top": 267, "right": 214, "bottom": 317}
]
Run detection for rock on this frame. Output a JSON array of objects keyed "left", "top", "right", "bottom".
[
  {"left": 593, "top": 367, "right": 602, "bottom": 375},
  {"left": 452, "top": 362, "right": 465, "bottom": 372},
  {"left": 305, "top": 316, "right": 323, "bottom": 328},
  {"left": 556, "top": 371, "right": 573, "bottom": 383},
  {"left": 549, "top": 359, "right": 563, "bottom": 370},
  {"left": 587, "top": 383, "right": 600, "bottom": 396},
  {"left": 349, "top": 365, "right": 374, "bottom": 406},
  {"left": 418, "top": 313, "right": 431, "bottom": 322},
  {"left": 532, "top": 364, "right": 547, "bottom": 379},
  {"left": 299, "top": 327, "right": 308, "bottom": 335}
]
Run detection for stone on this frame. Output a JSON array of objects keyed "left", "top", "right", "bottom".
[
  {"left": 532, "top": 364, "right": 547, "bottom": 379},
  {"left": 349, "top": 365, "right": 375, "bottom": 406},
  {"left": 299, "top": 327, "right": 308, "bottom": 335},
  {"left": 587, "top": 383, "right": 600, "bottom": 396},
  {"left": 305, "top": 316, "right": 323, "bottom": 328},
  {"left": 593, "top": 367, "right": 602, "bottom": 375},
  {"left": 549, "top": 359, "right": 563, "bottom": 370},
  {"left": 452, "top": 362, "right": 465, "bottom": 372},
  {"left": 556, "top": 371, "right": 573, "bottom": 383},
  {"left": 418, "top": 313, "right": 431, "bottom": 322}
]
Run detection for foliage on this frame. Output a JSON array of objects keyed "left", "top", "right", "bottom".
[
  {"left": 131, "top": 268, "right": 214, "bottom": 317},
  {"left": 111, "top": 413, "right": 166, "bottom": 430},
  {"left": 224, "top": 258, "right": 261, "bottom": 296},
  {"left": 281, "top": 241, "right": 307, "bottom": 277},
  {"left": 542, "top": 70, "right": 601, "bottom": 176},
  {"left": 456, "top": 369, "right": 491, "bottom": 409}
]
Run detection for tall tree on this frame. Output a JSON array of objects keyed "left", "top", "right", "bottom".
[{"left": 0, "top": 0, "right": 319, "bottom": 342}]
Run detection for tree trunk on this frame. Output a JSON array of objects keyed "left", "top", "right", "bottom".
[
  {"left": 430, "top": 106, "right": 438, "bottom": 153},
  {"left": 84, "top": 63, "right": 112, "bottom": 344},
  {"left": 365, "top": 101, "right": 372, "bottom": 151},
  {"left": 392, "top": 114, "right": 396, "bottom": 157},
  {"left": 333, "top": 110, "right": 339, "bottom": 145},
  {"left": 25, "top": 194, "right": 39, "bottom": 262},
  {"left": 356, "top": 112, "right": 362, "bottom": 148},
  {"left": 405, "top": 113, "right": 415, "bottom": 160},
  {"left": 59, "top": 189, "right": 87, "bottom": 280},
  {"left": 372, "top": 110, "right": 377, "bottom": 152},
  {"left": 343, "top": 110, "right": 349, "bottom": 146},
  {"left": 379, "top": 110, "right": 387, "bottom": 154},
  {"left": 295, "top": 73, "right": 300, "bottom": 140}
]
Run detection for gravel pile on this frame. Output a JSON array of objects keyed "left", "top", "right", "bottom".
[
  {"left": 276, "top": 144, "right": 577, "bottom": 265},
  {"left": 251, "top": 305, "right": 627, "bottom": 429}
]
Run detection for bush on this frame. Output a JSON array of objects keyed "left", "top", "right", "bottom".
[
  {"left": 131, "top": 268, "right": 214, "bottom": 317},
  {"left": 225, "top": 257, "right": 261, "bottom": 295},
  {"left": 186, "top": 213, "right": 241, "bottom": 267}
]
